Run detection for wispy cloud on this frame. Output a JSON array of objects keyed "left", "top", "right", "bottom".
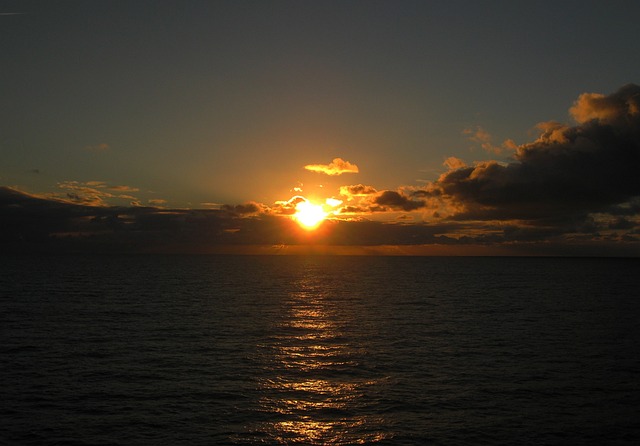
[
  {"left": 109, "top": 185, "right": 140, "bottom": 192},
  {"left": 55, "top": 181, "right": 113, "bottom": 206},
  {"left": 304, "top": 158, "right": 359, "bottom": 176},
  {"left": 442, "top": 157, "right": 466, "bottom": 170},
  {"left": 51, "top": 181, "right": 140, "bottom": 206},
  {"left": 464, "top": 126, "right": 518, "bottom": 155}
]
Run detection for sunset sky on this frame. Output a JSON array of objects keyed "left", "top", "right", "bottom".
[{"left": 2, "top": 0, "right": 640, "bottom": 255}]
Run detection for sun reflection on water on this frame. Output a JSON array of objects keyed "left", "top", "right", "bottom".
[{"left": 243, "top": 269, "right": 392, "bottom": 444}]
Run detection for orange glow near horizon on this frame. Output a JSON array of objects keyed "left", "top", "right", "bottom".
[{"left": 294, "top": 200, "right": 327, "bottom": 230}]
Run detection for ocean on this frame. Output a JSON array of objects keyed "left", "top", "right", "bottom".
[{"left": 1, "top": 255, "right": 639, "bottom": 445}]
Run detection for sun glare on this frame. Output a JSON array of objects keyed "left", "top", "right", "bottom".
[{"left": 294, "top": 200, "right": 327, "bottom": 230}]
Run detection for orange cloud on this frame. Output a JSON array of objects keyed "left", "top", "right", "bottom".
[
  {"left": 443, "top": 157, "right": 466, "bottom": 170},
  {"left": 55, "top": 182, "right": 113, "bottom": 206},
  {"left": 304, "top": 157, "right": 359, "bottom": 176},
  {"left": 53, "top": 181, "right": 140, "bottom": 206},
  {"left": 109, "top": 185, "right": 140, "bottom": 192},
  {"left": 570, "top": 85, "right": 640, "bottom": 124},
  {"left": 464, "top": 126, "right": 502, "bottom": 154},
  {"left": 464, "top": 126, "right": 517, "bottom": 154}
]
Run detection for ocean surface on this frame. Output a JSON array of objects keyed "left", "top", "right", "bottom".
[{"left": 1, "top": 254, "right": 639, "bottom": 445}]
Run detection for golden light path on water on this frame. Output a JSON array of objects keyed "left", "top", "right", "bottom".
[{"left": 248, "top": 265, "right": 392, "bottom": 444}]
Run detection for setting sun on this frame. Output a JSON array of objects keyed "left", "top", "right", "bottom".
[{"left": 294, "top": 200, "right": 327, "bottom": 230}]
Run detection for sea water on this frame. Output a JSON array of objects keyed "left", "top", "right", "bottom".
[{"left": 1, "top": 255, "right": 639, "bottom": 445}]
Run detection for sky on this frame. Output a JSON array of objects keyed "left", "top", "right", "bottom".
[{"left": 2, "top": 0, "right": 640, "bottom": 255}]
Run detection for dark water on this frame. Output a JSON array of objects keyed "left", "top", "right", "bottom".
[{"left": 1, "top": 255, "right": 639, "bottom": 445}]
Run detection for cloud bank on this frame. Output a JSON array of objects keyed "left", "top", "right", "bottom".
[
  {"left": 324, "top": 84, "right": 640, "bottom": 250},
  {"left": 433, "top": 84, "right": 640, "bottom": 224}
]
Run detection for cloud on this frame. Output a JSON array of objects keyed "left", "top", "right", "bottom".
[
  {"left": 51, "top": 181, "right": 140, "bottom": 206},
  {"left": 570, "top": 85, "right": 640, "bottom": 124},
  {"left": 56, "top": 181, "right": 114, "bottom": 206},
  {"left": 443, "top": 157, "right": 466, "bottom": 170},
  {"left": 609, "top": 217, "right": 635, "bottom": 230},
  {"left": 464, "top": 126, "right": 519, "bottom": 155},
  {"left": 109, "top": 185, "right": 140, "bottom": 192},
  {"left": 222, "top": 201, "right": 268, "bottom": 216},
  {"left": 307, "top": 83, "right": 638, "bottom": 248},
  {"left": 430, "top": 84, "right": 640, "bottom": 228},
  {"left": 1, "top": 186, "right": 637, "bottom": 256},
  {"left": 463, "top": 126, "right": 499, "bottom": 154},
  {"left": 271, "top": 196, "right": 306, "bottom": 216},
  {"left": 373, "top": 190, "right": 426, "bottom": 212},
  {"left": 304, "top": 158, "right": 359, "bottom": 176},
  {"left": 339, "top": 184, "right": 377, "bottom": 198},
  {"left": 85, "top": 181, "right": 107, "bottom": 187}
]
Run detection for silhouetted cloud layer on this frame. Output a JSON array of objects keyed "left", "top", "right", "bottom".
[
  {"left": 2, "top": 85, "right": 639, "bottom": 255},
  {"left": 2, "top": 183, "right": 637, "bottom": 256}
]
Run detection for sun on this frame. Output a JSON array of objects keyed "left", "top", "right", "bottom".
[{"left": 294, "top": 200, "right": 327, "bottom": 230}]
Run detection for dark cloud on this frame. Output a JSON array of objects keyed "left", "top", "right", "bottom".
[
  {"left": 339, "top": 184, "right": 377, "bottom": 196},
  {"left": 432, "top": 84, "right": 640, "bottom": 224},
  {"left": 606, "top": 198, "right": 640, "bottom": 216},
  {"left": 373, "top": 190, "right": 426, "bottom": 211},
  {"left": 337, "top": 205, "right": 368, "bottom": 214},
  {"left": 609, "top": 217, "right": 636, "bottom": 230},
  {"left": 221, "top": 202, "right": 264, "bottom": 215}
]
